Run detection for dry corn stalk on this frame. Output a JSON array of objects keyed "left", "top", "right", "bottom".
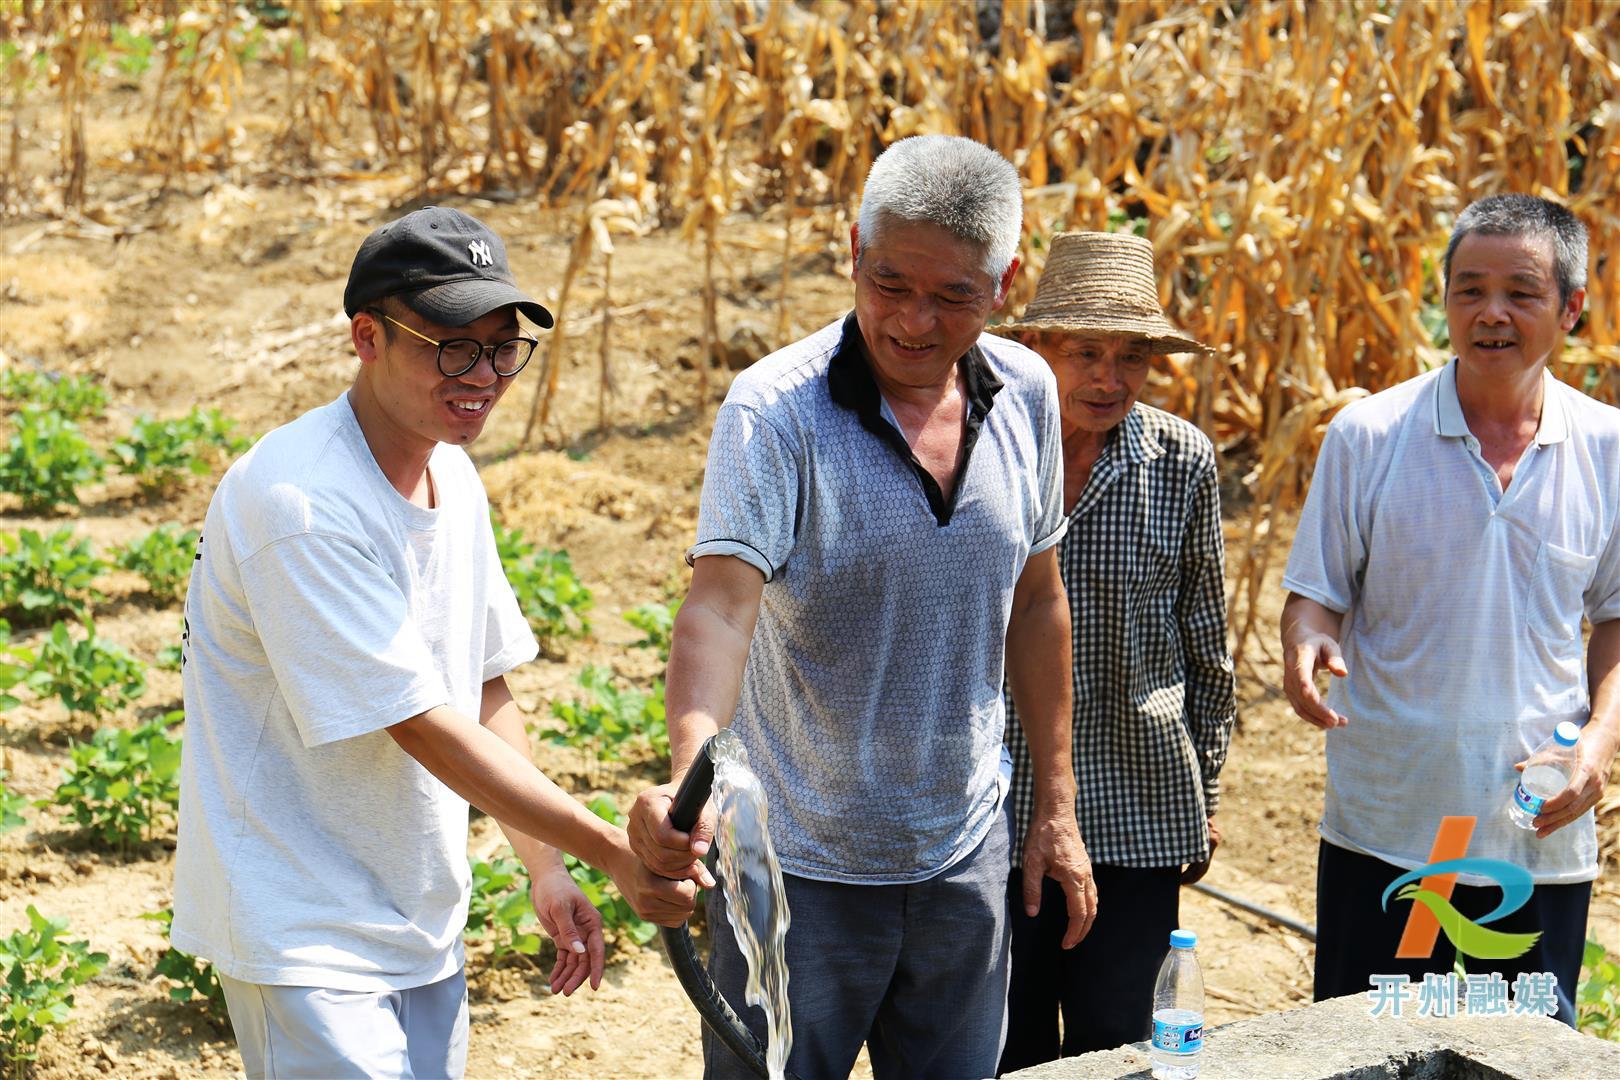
[
  {"left": 678, "top": 3, "right": 751, "bottom": 404},
  {"left": 521, "top": 190, "right": 646, "bottom": 446},
  {"left": 13, "top": 0, "right": 1620, "bottom": 655},
  {"left": 591, "top": 188, "right": 650, "bottom": 431}
]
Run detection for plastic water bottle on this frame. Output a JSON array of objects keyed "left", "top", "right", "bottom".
[
  {"left": 1150, "top": 929, "right": 1204, "bottom": 1080},
  {"left": 1508, "top": 721, "right": 1581, "bottom": 830}
]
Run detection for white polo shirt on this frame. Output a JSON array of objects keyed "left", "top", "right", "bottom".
[{"left": 1284, "top": 359, "right": 1620, "bottom": 884}]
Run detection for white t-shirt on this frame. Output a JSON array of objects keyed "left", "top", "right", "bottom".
[
  {"left": 172, "top": 393, "right": 538, "bottom": 990},
  {"left": 1284, "top": 360, "right": 1620, "bottom": 885}
]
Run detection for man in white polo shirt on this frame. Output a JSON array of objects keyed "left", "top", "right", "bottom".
[{"left": 1281, "top": 194, "right": 1620, "bottom": 1024}]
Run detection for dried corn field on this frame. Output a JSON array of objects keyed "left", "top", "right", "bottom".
[
  {"left": 7, "top": 0, "right": 1620, "bottom": 662},
  {"left": 4, "top": 3, "right": 1620, "bottom": 1074}
]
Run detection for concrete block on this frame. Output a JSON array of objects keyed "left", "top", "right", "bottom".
[{"left": 1004, "top": 992, "right": 1620, "bottom": 1079}]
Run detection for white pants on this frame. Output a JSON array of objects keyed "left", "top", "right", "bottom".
[{"left": 219, "top": 968, "right": 468, "bottom": 1079}]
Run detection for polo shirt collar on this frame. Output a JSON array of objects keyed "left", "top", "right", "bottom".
[
  {"left": 827, "top": 311, "right": 1003, "bottom": 419},
  {"left": 827, "top": 311, "right": 1005, "bottom": 527},
  {"left": 1434, "top": 357, "right": 1570, "bottom": 446}
]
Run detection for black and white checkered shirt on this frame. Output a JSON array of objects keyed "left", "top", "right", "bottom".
[{"left": 1006, "top": 403, "right": 1237, "bottom": 869}]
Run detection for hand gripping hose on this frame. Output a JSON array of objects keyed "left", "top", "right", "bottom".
[{"left": 661, "top": 734, "right": 798, "bottom": 1079}]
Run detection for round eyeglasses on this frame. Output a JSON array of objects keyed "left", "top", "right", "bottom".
[{"left": 369, "top": 310, "right": 538, "bottom": 377}]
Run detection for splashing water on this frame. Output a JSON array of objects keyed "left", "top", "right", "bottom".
[{"left": 710, "top": 728, "right": 792, "bottom": 1080}]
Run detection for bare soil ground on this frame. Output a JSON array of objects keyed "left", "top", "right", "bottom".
[{"left": 1, "top": 83, "right": 1615, "bottom": 1080}]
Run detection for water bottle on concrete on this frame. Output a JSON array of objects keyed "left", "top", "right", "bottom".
[
  {"left": 1508, "top": 721, "right": 1581, "bottom": 830},
  {"left": 1150, "top": 929, "right": 1204, "bottom": 1080}
]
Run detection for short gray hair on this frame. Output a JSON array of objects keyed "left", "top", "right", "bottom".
[
  {"left": 857, "top": 135, "right": 1022, "bottom": 283},
  {"left": 1444, "top": 194, "right": 1588, "bottom": 304}
]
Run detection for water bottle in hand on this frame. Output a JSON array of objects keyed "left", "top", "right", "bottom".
[
  {"left": 1150, "top": 929, "right": 1204, "bottom": 1080},
  {"left": 1508, "top": 721, "right": 1580, "bottom": 831}
]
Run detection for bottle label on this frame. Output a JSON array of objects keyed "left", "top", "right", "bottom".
[
  {"left": 1152, "top": 1017, "right": 1203, "bottom": 1054},
  {"left": 1513, "top": 781, "right": 1545, "bottom": 817}
]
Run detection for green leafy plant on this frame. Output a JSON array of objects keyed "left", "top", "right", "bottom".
[
  {"left": 623, "top": 598, "right": 680, "bottom": 663},
  {"left": 112, "top": 526, "right": 199, "bottom": 605},
  {"left": 108, "top": 408, "right": 251, "bottom": 495},
  {"left": 563, "top": 797, "right": 657, "bottom": 947},
  {"left": 0, "top": 906, "right": 107, "bottom": 1069},
  {"left": 1106, "top": 207, "right": 1150, "bottom": 237},
  {"left": 0, "top": 407, "right": 106, "bottom": 513},
  {"left": 22, "top": 621, "right": 147, "bottom": 719},
  {"left": 0, "top": 772, "right": 28, "bottom": 834},
  {"left": 43, "top": 711, "right": 181, "bottom": 851},
  {"left": 491, "top": 516, "right": 593, "bottom": 647},
  {"left": 0, "top": 621, "right": 25, "bottom": 712},
  {"left": 141, "top": 909, "right": 228, "bottom": 1026},
  {"left": 548, "top": 666, "right": 667, "bottom": 762},
  {"left": 109, "top": 25, "right": 155, "bottom": 79},
  {"left": 0, "top": 370, "right": 108, "bottom": 421},
  {"left": 0, "top": 527, "right": 107, "bottom": 627},
  {"left": 464, "top": 852, "right": 541, "bottom": 968},
  {"left": 155, "top": 623, "right": 184, "bottom": 673},
  {"left": 1580, "top": 937, "right": 1620, "bottom": 1042}
]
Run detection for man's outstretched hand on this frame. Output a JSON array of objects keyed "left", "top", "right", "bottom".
[{"left": 530, "top": 867, "right": 605, "bottom": 996}]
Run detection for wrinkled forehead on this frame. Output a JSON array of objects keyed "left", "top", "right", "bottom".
[
  {"left": 1449, "top": 230, "right": 1558, "bottom": 281},
  {"left": 862, "top": 218, "right": 997, "bottom": 292}
]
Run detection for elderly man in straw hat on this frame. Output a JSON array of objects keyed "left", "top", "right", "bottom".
[{"left": 996, "top": 231, "right": 1237, "bottom": 1071}]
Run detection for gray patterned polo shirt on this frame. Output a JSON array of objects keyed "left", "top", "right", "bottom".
[{"left": 688, "top": 313, "right": 1066, "bottom": 884}]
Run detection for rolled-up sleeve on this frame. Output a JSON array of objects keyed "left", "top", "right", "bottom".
[{"left": 687, "top": 403, "right": 800, "bottom": 582}]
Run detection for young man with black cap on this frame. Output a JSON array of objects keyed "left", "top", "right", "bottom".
[{"left": 173, "top": 207, "right": 695, "bottom": 1077}]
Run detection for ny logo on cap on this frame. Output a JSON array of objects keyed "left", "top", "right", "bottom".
[{"left": 468, "top": 240, "right": 494, "bottom": 267}]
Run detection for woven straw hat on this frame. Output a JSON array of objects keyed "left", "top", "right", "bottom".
[{"left": 998, "top": 231, "right": 1211, "bottom": 355}]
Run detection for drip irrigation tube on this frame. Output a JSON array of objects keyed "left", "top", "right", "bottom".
[
  {"left": 1190, "top": 881, "right": 1318, "bottom": 942},
  {"left": 661, "top": 734, "right": 802, "bottom": 1080}
]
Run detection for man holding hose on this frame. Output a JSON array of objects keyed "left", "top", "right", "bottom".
[{"left": 630, "top": 135, "right": 1093, "bottom": 1078}]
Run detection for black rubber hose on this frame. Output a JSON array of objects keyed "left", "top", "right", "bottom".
[
  {"left": 1188, "top": 881, "right": 1318, "bottom": 941},
  {"left": 659, "top": 735, "right": 797, "bottom": 1079}
]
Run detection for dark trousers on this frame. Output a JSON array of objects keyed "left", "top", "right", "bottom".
[
  {"left": 704, "top": 820, "right": 1012, "bottom": 1080},
  {"left": 998, "top": 863, "right": 1182, "bottom": 1074},
  {"left": 1314, "top": 840, "right": 1589, "bottom": 1026}
]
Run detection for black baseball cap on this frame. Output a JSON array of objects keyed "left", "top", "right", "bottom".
[{"left": 343, "top": 206, "right": 554, "bottom": 329}]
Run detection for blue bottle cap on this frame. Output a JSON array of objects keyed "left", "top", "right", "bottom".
[
  {"left": 1170, "top": 929, "right": 1197, "bottom": 949},
  {"left": 1554, "top": 722, "right": 1580, "bottom": 748}
]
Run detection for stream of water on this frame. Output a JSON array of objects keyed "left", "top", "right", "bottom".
[{"left": 709, "top": 728, "right": 793, "bottom": 1080}]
